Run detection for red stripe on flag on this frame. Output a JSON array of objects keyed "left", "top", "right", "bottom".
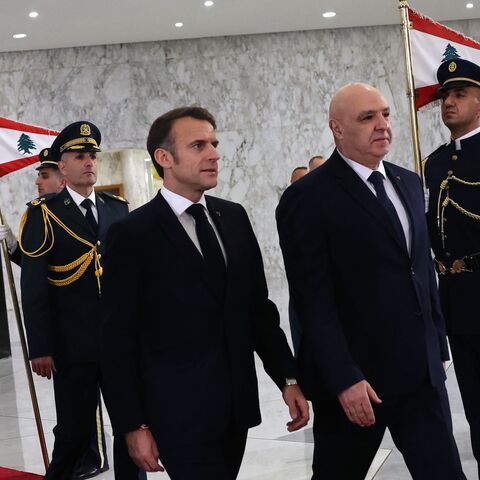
[
  {"left": 0, "top": 155, "right": 39, "bottom": 178},
  {"left": 409, "top": 8, "right": 480, "bottom": 50},
  {"left": 0, "top": 117, "right": 59, "bottom": 136},
  {"left": 415, "top": 84, "right": 440, "bottom": 109}
]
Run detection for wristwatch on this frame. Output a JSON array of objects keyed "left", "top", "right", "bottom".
[{"left": 285, "top": 377, "right": 298, "bottom": 386}]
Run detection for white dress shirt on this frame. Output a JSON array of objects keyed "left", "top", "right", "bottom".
[
  {"left": 339, "top": 152, "right": 412, "bottom": 255},
  {"left": 66, "top": 185, "right": 98, "bottom": 222},
  {"left": 161, "top": 186, "right": 227, "bottom": 262}
]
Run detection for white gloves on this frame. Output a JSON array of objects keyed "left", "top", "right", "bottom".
[{"left": 0, "top": 223, "right": 18, "bottom": 254}]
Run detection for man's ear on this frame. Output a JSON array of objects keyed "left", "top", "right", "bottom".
[
  {"left": 329, "top": 118, "right": 343, "bottom": 140},
  {"left": 58, "top": 160, "right": 66, "bottom": 176},
  {"left": 154, "top": 148, "right": 172, "bottom": 172}
]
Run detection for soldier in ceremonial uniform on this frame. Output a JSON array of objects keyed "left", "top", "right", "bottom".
[
  {"left": 2, "top": 146, "right": 110, "bottom": 478},
  {"left": 18, "top": 122, "right": 133, "bottom": 479},
  {"left": 425, "top": 58, "right": 480, "bottom": 477}
]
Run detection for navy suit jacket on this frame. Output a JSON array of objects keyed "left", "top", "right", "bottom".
[
  {"left": 100, "top": 191, "right": 296, "bottom": 438},
  {"left": 276, "top": 150, "right": 448, "bottom": 401}
]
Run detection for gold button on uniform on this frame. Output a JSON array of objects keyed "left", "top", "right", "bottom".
[{"left": 452, "top": 155, "right": 458, "bottom": 161}]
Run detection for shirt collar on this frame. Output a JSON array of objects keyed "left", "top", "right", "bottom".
[
  {"left": 337, "top": 149, "right": 387, "bottom": 182},
  {"left": 454, "top": 125, "right": 480, "bottom": 150},
  {"left": 160, "top": 186, "right": 207, "bottom": 217},
  {"left": 66, "top": 185, "right": 96, "bottom": 207}
]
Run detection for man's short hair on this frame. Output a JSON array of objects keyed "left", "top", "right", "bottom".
[
  {"left": 147, "top": 106, "right": 217, "bottom": 178},
  {"left": 308, "top": 155, "right": 325, "bottom": 169}
]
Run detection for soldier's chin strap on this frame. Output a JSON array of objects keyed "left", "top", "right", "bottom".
[{"left": 18, "top": 204, "right": 102, "bottom": 294}]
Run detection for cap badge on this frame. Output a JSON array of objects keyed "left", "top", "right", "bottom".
[
  {"left": 43, "top": 150, "right": 48, "bottom": 157},
  {"left": 448, "top": 61, "right": 457, "bottom": 73},
  {"left": 31, "top": 199, "right": 41, "bottom": 206},
  {"left": 80, "top": 123, "right": 91, "bottom": 136}
]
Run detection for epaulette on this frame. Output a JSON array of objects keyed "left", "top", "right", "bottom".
[
  {"left": 26, "top": 192, "right": 58, "bottom": 208},
  {"left": 98, "top": 191, "right": 129, "bottom": 204}
]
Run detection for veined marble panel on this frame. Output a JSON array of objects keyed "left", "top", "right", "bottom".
[{"left": 1, "top": 19, "right": 479, "bottom": 280}]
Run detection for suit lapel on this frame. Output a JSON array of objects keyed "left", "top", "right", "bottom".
[
  {"left": 152, "top": 192, "right": 219, "bottom": 297},
  {"left": 331, "top": 151, "right": 408, "bottom": 254}
]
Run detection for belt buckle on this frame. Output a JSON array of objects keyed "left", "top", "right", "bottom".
[{"left": 450, "top": 259, "right": 469, "bottom": 274}]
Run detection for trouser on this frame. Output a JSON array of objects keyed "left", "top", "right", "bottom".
[
  {"left": 449, "top": 334, "right": 480, "bottom": 479},
  {"left": 311, "top": 380, "right": 465, "bottom": 479}
]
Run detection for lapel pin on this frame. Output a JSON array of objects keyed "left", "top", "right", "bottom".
[
  {"left": 216, "top": 211, "right": 221, "bottom": 217},
  {"left": 64, "top": 198, "right": 71, "bottom": 205},
  {"left": 396, "top": 176, "right": 401, "bottom": 181}
]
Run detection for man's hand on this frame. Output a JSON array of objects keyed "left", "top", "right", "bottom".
[
  {"left": 282, "top": 384, "right": 310, "bottom": 432},
  {"left": 125, "top": 428, "right": 164, "bottom": 473},
  {"left": 338, "top": 380, "right": 382, "bottom": 427},
  {"left": 31, "top": 356, "right": 56, "bottom": 379}
]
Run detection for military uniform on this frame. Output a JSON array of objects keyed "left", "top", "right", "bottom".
[
  {"left": 19, "top": 122, "right": 130, "bottom": 479},
  {"left": 425, "top": 58, "right": 480, "bottom": 476}
]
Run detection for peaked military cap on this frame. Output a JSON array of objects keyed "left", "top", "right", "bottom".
[
  {"left": 437, "top": 58, "right": 480, "bottom": 93},
  {"left": 50, "top": 121, "right": 102, "bottom": 159},
  {"left": 36, "top": 147, "right": 59, "bottom": 171}
]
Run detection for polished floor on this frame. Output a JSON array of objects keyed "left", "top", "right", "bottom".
[{"left": 0, "top": 277, "right": 477, "bottom": 479}]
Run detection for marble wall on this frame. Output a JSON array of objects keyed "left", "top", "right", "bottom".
[{"left": 1, "top": 18, "right": 480, "bottom": 279}]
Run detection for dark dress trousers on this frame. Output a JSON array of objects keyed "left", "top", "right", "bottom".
[
  {"left": 277, "top": 150, "right": 464, "bottom": 480},
  {"left": 101, "top": 191, "right": 296, "bottom": 480},
  {"left": 425, "top": 132, "right": 480, "bottom": 476},
  {"left": 19, "top": 187, "right": 137, "bottom": 480}
]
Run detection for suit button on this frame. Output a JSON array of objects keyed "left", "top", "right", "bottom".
[
  {"left": 451, "top": 155, "right": 458, "bottom": 161},
  {"left": 411, "top": 269, "right": 415, "bottom": 276},
  {"left": 97, "top": 240, "right": 101, "bottom": 246}
]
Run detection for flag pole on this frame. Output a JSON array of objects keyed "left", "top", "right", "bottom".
[
  {"left": 399, "top": 0, "right": 423, "bottom": 181},
  {"left": 0, "top": 209, "right": 49, "bottom": 471}
]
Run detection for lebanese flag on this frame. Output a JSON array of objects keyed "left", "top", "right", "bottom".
[
  {"left": 409, "top": 7, "right": 480, "bottom": 109},
  {"left": 0, "top": 117, "right": 58, "bottom": 177}
]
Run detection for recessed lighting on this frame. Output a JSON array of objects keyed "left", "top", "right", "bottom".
[
  {"left": 322, "top": 11, "right": 336, "bottom": 18},
  {"left": 29, "top": 11, "right": 39, "bottom": 18},
  {"left": 175, "top": 22, "right": 184, "bottom": 28},
  {"left": 466, "top": 2, "right": 474, "bottom": 8},
  {"left": 204, "top": 1, "right": 214, "bottom": 6},
  {"left": 13, "top": 33, "right": 27, "bottom": 39}
]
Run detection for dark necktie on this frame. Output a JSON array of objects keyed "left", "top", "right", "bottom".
[
  {"left": 186, "top": 203, "right": 226, "bottom": 292},
  {"left": 368, "top": 171, "right": 407, "bottom": 250},
  {"left": 80, "top": 198, "right": 98, "bottom": 236}
]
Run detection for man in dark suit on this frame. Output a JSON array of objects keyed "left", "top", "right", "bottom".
[
  {"left": 277, "top": 83, "right": 465, "bottom": 479},
  {"left": 100, "top": 106, "right": 309, "bottom": 479},
  {"left": 19, "top": 122, "right": 133, "bottom": 479},
  {"left": 425, "top": 58, "right": 480, "bottom": 477}
]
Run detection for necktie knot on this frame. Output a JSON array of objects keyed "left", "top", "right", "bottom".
[
  {"left": 368, "top": 170, "right": 384, "bottom": 187},
  {"left": 186, "top": 203, "right": 206, "bottom": 222},
  {"left": 81, "top": 198, "right": 94, "bottom": 210}
]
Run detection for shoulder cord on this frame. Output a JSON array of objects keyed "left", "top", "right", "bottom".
[
  {"left": 437, "top": 174, "right": 480, "bottom": 249},
  {"left": 18, "top": 204, "right": 102, "bottom": 293}
]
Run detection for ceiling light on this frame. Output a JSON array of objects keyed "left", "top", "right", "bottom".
[
  {"left": 175, "top": 22, "right": 184, "bottom": 28},
  {"left": 204, "top": 1, "right": 214, "bottom": 6},
  {"left": 13, "top": 33, "right": 27, "bottom": 39},
  {"left": 322, "top": 11, "right": 336, "bottom": 18},
  {"left": 466, "top": 2, "right": 474, "bottom": 8},
  {"left": 29, "top": 11, "right": 39, "bottom": 18}
]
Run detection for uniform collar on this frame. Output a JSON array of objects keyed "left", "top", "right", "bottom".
[
  {"left": 453, "top": 125, "right": 480, "bottom": 151},
  {"left": 66, "top": 185, "right": 96, "bottom": 208}
]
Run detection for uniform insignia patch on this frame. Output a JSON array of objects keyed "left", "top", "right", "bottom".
[
  {"left": 448, "top": 61, "right": 457, "bottom": 73},
  {"left": 64, "top": 198, "right": 71, "bottom": 205}
]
